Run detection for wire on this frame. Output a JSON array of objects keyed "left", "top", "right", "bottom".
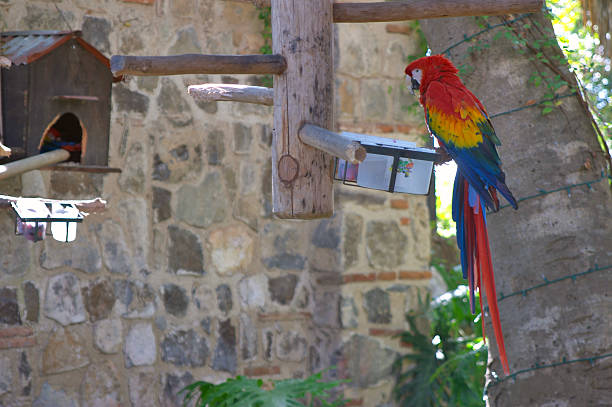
[
  {"left": 486, "top": 352, "right": 612, "bottom": 392},
  {"left": 490, "top": 91, "right": 578, "bottom": 118}
]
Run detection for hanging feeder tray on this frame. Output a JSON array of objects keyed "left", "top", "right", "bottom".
[
  {"left": 11, "top": 198, "right": 83, "bottom": 242},
  {"left": 334, "top": 132, "right": 439, "bottom": 195}
]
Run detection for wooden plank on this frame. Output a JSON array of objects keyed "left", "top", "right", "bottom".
[
  {"left": 224, "top": 0, "right": 543, "bottom": 22},
  {"left": 110, "top": 54, "right": 287, "bottom": 76},
  {"left": 272, "top": 0, "right": 335, "bottom": 219},
  {"left": 0, "top": 149, "right": 69, "bottom": 181},
  {"left": 188, "top": 84, "right": 273, "bottom": 105},
  {"left": 299, "top": 124, "right": 366, "bottom": 164},
  {"left": 333, "top": 0, "right": 544, "bottom": 22}
]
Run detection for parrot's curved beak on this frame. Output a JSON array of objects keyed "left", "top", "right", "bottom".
[{"left": 410, "top": 77, "right": 420, "bottom": 95}]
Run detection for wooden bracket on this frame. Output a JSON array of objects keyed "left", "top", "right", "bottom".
[{"left": 299, "top": 124, "right": 366, "bottom": 165}]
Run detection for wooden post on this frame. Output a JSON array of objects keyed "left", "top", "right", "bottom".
[
  {"left": 188, "top": 84, "right": 273, "bottom": 105},
  {"left": 272, "top": 0, "right": 335, "bottom": 218},
  {"left": 299, "top": 124, "right": 366, "bottom": 164}
]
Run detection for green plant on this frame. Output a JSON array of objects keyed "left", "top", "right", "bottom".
[
  {"left": 394, "top": 263, "right": 487, "bottom": 407},
  {"left": 257, "top": 6, "right": 273, "bottom": 88},
  {"left": 180, "top": 370, "right": 348, "bottom": 407}
]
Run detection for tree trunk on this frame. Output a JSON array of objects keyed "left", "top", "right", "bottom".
[{"left": 420, "top": 12, "right": 612, "bottom": 406}]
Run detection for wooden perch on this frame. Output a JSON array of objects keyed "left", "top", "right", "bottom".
[
  {"left": 188, "top": 84, "right": 273, "bottom": 105},
  {"left": 0, "top": 142, "right": 10, "bottom": 157},
  {"left": 0, "top": 149, "right": 69, "bottom": 181},
  {"left": 0, "top": 195, "right": 107, "bottom": 213},
  {"left": 110, "top": 54, "right": 287, "bottom": 76},
  {"left": 299, "top": 124, "right": 366, "bottom": 164},
  {"left": 225, "top": 0, "right": 543, "bottom": 22}
]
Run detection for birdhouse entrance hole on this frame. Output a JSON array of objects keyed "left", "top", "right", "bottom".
[{"left": 38, "top": 112, "right": 86, "bottom": 163}]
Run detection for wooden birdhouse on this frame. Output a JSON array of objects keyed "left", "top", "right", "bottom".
[{"left": 0, "top": 30, "right": 115, "bottom": 167}]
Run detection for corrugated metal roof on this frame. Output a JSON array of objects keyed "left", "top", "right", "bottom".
[{"left": 0, "top": 30, "right": 111, "bottom": 67}]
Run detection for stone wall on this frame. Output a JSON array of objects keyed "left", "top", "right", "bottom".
[{"left": 0, "top": 1, "right": 438, "bottom": 406}]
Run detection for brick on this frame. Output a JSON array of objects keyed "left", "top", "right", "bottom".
[
  {"left": 342, "top": 273, "right": 376, "bottom": 284},
  {"left": 377, "top": 272, "right": 397, "bottom": 281},
  {"left": 395, "top": 124, "right": 422, "bottom": 133},
  {"left": 369, "top": 328, "right": 403, "bottom": 337},
  {"left": 390, "top": 199, "right": 409, "bottom": 209},
  {"left": 244, "top": 365, "right": 281, "bottom": 377},
  {"left": 374, "top": 123, "right": 394, "bottom": 133},
  {"left": 344, "top": 399, "right": 364, "bottom": 406},
  {"left": 257, "top": 312, "right": 312, "bottom": 322},
  {"left": 122, "top": 0, "right": 154, "bottom": 4},
  {"left": 0, "top": 336, "right": 36, "bottom": 349},
  {"left": 0, "top": 327, "right": 33, "bottom": 338},
  {"left": 398, "top": 271, "right": 432, "bottom": 280},
  {"left": 385, "top": 24, "right": 413, "bottom": 35},
  {"left": 400, "top": 217, "right": 411, "bottom": 226}
]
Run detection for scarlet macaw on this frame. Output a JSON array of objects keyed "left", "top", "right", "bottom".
[{"left": 405, "top": 55, "right": 517, "bottom": 374}]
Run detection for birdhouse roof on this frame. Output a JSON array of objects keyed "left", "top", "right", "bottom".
[{"left": 0, "top": 30, "right": 111, "bottom": 68}]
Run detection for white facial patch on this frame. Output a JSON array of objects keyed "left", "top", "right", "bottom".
[{"left": 412, "top": 68, "right": 423, "bottom": 85}]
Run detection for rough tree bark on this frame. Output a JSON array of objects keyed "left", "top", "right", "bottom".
[{"left": 420, "top": 12, "right": 612, "bottom": 406}]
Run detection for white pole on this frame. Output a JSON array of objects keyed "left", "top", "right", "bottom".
[{"left": 0, "top": 149, "right": 70, "bottom": 180}]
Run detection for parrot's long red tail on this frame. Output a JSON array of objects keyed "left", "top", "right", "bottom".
[{"left": 454, "top": 172, "right": 510, "bottom": 374}]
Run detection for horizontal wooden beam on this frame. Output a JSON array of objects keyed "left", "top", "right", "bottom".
[
  {"left": 0, "top": 149, "right": 69, "bottom": 181},
  {"left": 299, "top": 124, "right": 366, "bottom": 165},
  {"left": 225, "top": 0, "right": 543, "bottom": 22},
  {"left": 0, "top": 195, "right": 107, "bottom": 213},
  {"left": 188, "top": 83, "right": 273, "bottom": 105},
  {"left": 110, "top": 54, "right": 287, "bottom": 76}
]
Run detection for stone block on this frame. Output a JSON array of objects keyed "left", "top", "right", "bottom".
[
  {"left": 313, "top": 291, "right": 340, "bottom": 328},
  {"left": 312, "top": 216, "right": 341, "bottom": 250},
  {"left": 42, "top": 327, "right": 90, "bottom": 374},
  {"left": 0, "top": 214, "right": 31, "bottom": 275},
  {"left": 19, "top": 351, "right": 32, "bottom": 396},
  {"left": 334, "top": 334, "right": 397, "bottom": 388},
  {"left": 33, "top": 382, "right": 78, "bottom": 407},
  {"left": 192, "top": 283, "right": 215, "bottom": 312},
  {"left": 81, "top": 16, "right": 111, "bottom": 54},
  {"left": 363, "top": 288, "right": 391, "bottom": 324},
  {"left": 118, "top": 198, "right": 149, "bottom": 271},
  {"left": 125, "top": 323, "right": 156, "bottom": 367},
  {"left": 82, "top": 278, "right": 116, "bottom": 322},
  {"left": 0, "top": 355, "right": 11, "bottom": 396},
  {"left": 161, "top": 329, "right": 209, "bottom": 367},
  {"left": 161, "top": 284, "right": 189, "bottom": 318},
  {"left": 261, "top": 223, "right": 307, "bottom": 271},
  {"left": 113, "top": 84, "right": 149, "bottom": 115},
  {"left": 361, "top": 79, "right": 388, "bottom": 121},
  {"left": 240, "top": 313, "right": 257, "bottom": 361},
  {"left": 118, "top": 142, "right": 146, "bottom": 194},
  {"left": 207, "top": 130, "right": 226, "bottom": 165},
  {"left": 212, "top": 319, "right": 237, "bottom": 373},
  {"left": 114, "top": 280, "right": 157, "bottom": 319},
  {"left": 208, "top": 224, "right": 254, "bottom": 274},
  {"left": 169, "top": 26, "right": 201, "bottom": 54},
  {"left": 161, "top": 371, "right": 194, "bottom": 407},
  {"left": 233, "top": 123, "right": 252, "bottom": 154},
  {"left": 268, "top": 274, "right": 298, "bottom": 305},
  {"left": 94, "top": 318, "right": 123, "bottom": 354},
  {"left": 0, "top": 287, "right": 20, "bottom": 325},
  {"left": 44, "top": 273, "right": 86, "bottom": 326},
  {"left": 168, "top": 225, "right": 204, "bottom": 275},
  {"left": 365, "top": 221, "right": 407, "bottom": 269},
  {"left": 119, "top": 30, "right": 145, "bottom": 54},
  {"left": 238, "top": 274, "right": 267, "bottom": 309},
  {"left": 153, "top": 187, "right": 172, "bottom": 223},
  {"left": 276, "top": 331, "right": 307, "bottom": 362},
  {"left": 216, "top": 284, "right": 233, "bottom": 314},
  {"left": 340, "top": 296, "right": 359, "bottom": 329},
  {"left": 158, "top": 78, "right": 193, "bottom": 127},
  {"left": 79, "top": 361, "right": 121, "bottom": 407},
  {"left": 153, "top": 154, "right": 171, "bottom": 181},
  {"left": 343, "top": 213, "right": 363, "bottom": 268},
  {"left": 40, "top": 234, "right": 102, "bottom": 274},
  {"left": 176, "top": 172, "right": 227, "bottom": 228},
  {"left": 129, "top": 370, "right": 159, "bottom": 407}
]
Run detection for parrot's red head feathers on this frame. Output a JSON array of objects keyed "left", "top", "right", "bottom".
[
  {"left": 405, "top": 54, "right": 458, "bottom": 76},
  {"left": 405, "top": 55, "right": 459, "bottom": 95}
]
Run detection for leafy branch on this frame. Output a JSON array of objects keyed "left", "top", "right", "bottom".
[{"left": 180, "top": 370, "right": 348, "bottom": 407}]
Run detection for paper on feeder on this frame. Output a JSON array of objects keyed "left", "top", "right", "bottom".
[
  {"left": 50, "top": 203, "right": 79, "bottom": 242},
  {"left": 14, "top": 199, "right": 50, "bottom": 242}
]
